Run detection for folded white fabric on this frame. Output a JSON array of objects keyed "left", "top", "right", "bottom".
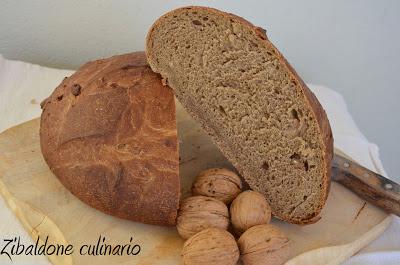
[
  {"left": 0, "top": 55, "right": 398, "bottom": 264},
  {"left": 309, "top": 85, "right": 400, "bottom": 264}
]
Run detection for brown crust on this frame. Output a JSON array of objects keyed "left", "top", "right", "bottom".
[
  {"left": 40, "top": 52, "right": 180, "bottom": 226},
  {"left": 146, "top": 6, "right": 333, "bottom": 225}
]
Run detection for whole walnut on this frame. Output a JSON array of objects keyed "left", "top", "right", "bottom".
[
  {"left": 192, "top": 168, "right": 242, "bottom": 204},
  {"left": 182, "top": 228, "right": 239, "bottom": 265},
  {"left": 177, "top": 196, "right": 229, "bottom": 239},
  {"left": 238, "top": 224, "right": 290, "bottom": 265},
  {"left": 230, "top": 190, "right": 271, "bottom": 234}
]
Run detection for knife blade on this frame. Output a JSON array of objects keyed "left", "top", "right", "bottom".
[{"left": 332, "top": 154, "right": 400, "bottom": 216}]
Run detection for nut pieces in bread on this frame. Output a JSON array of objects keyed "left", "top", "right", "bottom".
[
  {"left": 192, "top": 168, "right": 242, "bottom": 204},
  {"left": 177, "top": 196, "right": 229, "bottom": 239},
  {"left": 238, "top": 224, "right": 290, "bottom": 265},
  {"left": 182, "top": 228, "right": 239, "bottom": 265},
  {"left": 230, "top": 190, "right": 272, "bottom": 234}
]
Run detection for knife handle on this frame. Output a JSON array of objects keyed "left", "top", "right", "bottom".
[{"left": 332, "top": 154, "right": 400, "bottom": 217}]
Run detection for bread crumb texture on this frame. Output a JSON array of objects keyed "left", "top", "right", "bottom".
[{"left": 147, "top": 7, "right": 333, "bottom": 224}]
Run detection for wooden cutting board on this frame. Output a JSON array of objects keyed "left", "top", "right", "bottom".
[{"left": 0, "top": 102, "right": 392, "bottom": 265}]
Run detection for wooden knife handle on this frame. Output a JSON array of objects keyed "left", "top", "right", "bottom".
[{"left": 332, "top": 154, "right": 400, "bottom": 216}]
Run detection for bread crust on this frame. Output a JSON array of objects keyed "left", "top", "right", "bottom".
[
  {"left": 146, "top": 6, "right": 333, "bottom": 224},
  {"left": 40, "top": 52, "right": 180, "bottom": 226}
]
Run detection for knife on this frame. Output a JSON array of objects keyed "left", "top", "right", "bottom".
[{"left": 332, "top": 154, "right": 400, "bottom": 216}]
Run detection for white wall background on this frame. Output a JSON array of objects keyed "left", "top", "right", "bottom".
[{"left": 0, "top": 0, "right": 399, "bottom": 177}]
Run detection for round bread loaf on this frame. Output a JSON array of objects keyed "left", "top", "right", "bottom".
[
  {"left": 40, "top": 52, "right": 180, "bottom": 226},
  {"left": 146, "top": 7, "right": 333, "bottom": 224}
]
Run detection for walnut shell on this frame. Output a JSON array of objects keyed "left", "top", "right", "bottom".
[
  {"left": 230, "top": 190, "right": 271, "bottom": 234},
  {"left": 182, "top": 228, "right": 239, "bottom": 265},
  {"left": 177, "top": 196, "right": 229, "bottom": 239},
  {"left": 238, "top": 224, "right": 290, "bottom": 265},
  {"left": 192, "top": 168, "right": 242, "bottom": 204}
]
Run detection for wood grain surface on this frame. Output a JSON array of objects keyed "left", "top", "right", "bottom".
[
  {"left": 0, "top": 102, "right": 392, "bottom": 265},
  {"left": 333, "top": 154, "right": 400, "bottom": 216}
]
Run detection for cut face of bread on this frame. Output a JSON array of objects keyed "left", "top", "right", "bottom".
[
  {"left": 40, "top": 52, "right": 180, "bottom": 226},
  {"left": 146, "top": 7, "right": 333, "bottom": 224}
]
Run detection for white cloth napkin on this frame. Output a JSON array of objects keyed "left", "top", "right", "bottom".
[{"left": 0, "top": 55, "right": 399, "bottom": 264}]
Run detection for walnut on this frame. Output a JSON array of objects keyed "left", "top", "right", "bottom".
[
  {"left": 230, "top": 190, "right": 271, "bottom": 234},
  {"left": 192, "top": 168, "right": 242, "bottom": 204},
  {"left": 182, "top": 228, "right": 239, "bottom": 265},
  {"left": 177, "top": 196, "right": 229, "bottom": 239},
  {"left": 238, "top": 224, "right": 290, "bottom": 265}
]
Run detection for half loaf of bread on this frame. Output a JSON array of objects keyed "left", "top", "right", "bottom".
[
  {"left": 40, "top": 52, "right": 180, "bottom": 226},
  {"left": 146, "top": 7, "right": 333, "bottom": 224}
]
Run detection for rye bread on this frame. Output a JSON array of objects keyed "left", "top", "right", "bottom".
[
  {"left": 40, "top": 52, "right": 180, "bottom": 226},
  {"left": 146, "top": 7, "right": 333, "bottom": 224}
]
